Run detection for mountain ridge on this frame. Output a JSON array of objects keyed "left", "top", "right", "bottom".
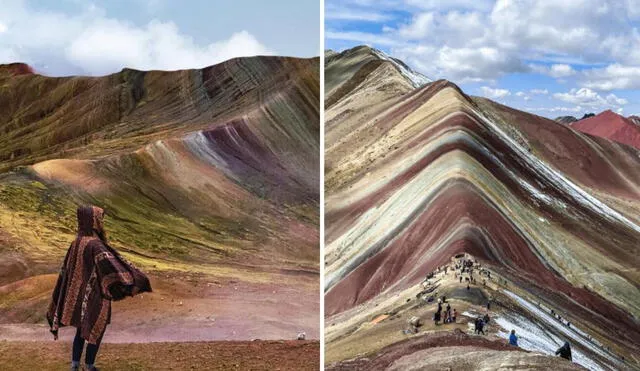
[
  {"left": 570, "top": 109, "right": 640, "bottom": 150},
  {"left": 0, "top": 54, "right": 321, "bottom": 341},
  {"left": 0, "top": 56, "right": 319, "bottom": 172},
  {"left": 325, "top": 45, "right": 640, "bottom": 370}
]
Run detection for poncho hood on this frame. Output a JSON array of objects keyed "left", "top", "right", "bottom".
[{"left": 77, "top": 205, "right": 106, "bottom": 239}]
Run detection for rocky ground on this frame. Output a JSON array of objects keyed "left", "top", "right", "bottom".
[
  {"left": 325, "top": 256, "right": 632, "bottom": 370},
  {"left": 0, "top": 340, "right": 319, "bottom": 370},
  {"left": 0, "top": 270, "right": 319, "bottom": 369},
  {"left": 0, "top": 270, "right": 319, "bottom": 342}
]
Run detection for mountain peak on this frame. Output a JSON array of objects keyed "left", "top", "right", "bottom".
[
  {"left": 571, "top": 108, "right": 640, "bottom": 149},
  {"left": 0, "top": 63, "right": 35, "bottom": 77},
  {"left": 583, "top": 109, "right": 626, "bottom": 123},
  {"left": 554, "top": 116, "right": 578, "bottom": 125},
  {"left": 366, "top": 47, "right": 431, "bottom": 88},
  {"left": 334, "top": 45, "right": 432, "bottom": 89}
]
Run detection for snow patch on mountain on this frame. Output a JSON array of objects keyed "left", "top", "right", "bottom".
[{"left": 370, "top": 48, "right": 431, "bottom": 88}]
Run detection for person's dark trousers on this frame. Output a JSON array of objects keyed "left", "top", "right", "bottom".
[{"left": 72, "top": 327, "right": 101, "bottom": 366}]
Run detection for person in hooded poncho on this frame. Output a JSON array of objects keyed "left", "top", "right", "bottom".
[{"left": 47, "top": 206, "right": 152, "bottom": 371}]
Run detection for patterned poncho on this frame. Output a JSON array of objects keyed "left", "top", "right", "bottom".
[{"left": 47, "top": 205, "right": 152, "bottom": 344}]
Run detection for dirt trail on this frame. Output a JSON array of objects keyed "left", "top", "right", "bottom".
[
  {"left": 0, "top": 340, "right": 319, "bottom": 370},
  {"left": 0, "top": 271, "right": 319, "bottom": 343}
]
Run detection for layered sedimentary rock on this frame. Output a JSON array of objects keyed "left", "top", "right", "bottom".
[
  {"left": 0, "top": 56, "right": 319, "bottom": 340},
  {"left": 325, "top": 46, "right": 639, "bottom": 370},
  {"left": 555, "top": 116, "right": 578, "bottom": 125}
]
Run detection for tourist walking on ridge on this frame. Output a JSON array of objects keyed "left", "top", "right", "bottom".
[
  {"left": 434, "top": 309, "right": 442, "bottom": 325},
  {"left": 47, "top": 206, "right": 152, "bottom": 371},
  {"left": 509, "top": 330, "right": 518, "bottom": 346},
  {"left": 556, "top": 342, "right": 573, "bottom": 362},
  {"left": 474, "top": 317, "right": 485, "bottom": 335}
]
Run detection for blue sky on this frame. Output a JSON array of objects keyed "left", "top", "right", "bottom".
[
  {"left": 326, "top": 0, "right": 640, "bottom": 119},
  {"left": 0, "top": 0, "right": 319, "bottom": 76}
]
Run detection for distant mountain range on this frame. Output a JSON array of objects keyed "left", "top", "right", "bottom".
[{"left": 555, "top": 110, "right": 640, "bottom": 150}]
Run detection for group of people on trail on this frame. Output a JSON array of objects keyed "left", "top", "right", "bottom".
[
  {"left": 455, "top": 258, "right": 482, "bottom": 290},
  {"left": 450, "top": 256, "right": 579, "bottom": 365},
  {"left": 434, "top": 298, "right": 457, "bottom": 325}
]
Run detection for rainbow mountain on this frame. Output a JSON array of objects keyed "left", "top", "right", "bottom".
[
  {"left": 325, "top": 46, "right": 640, "bottom": 370},
  {"left": 0, "top": 56, "right": 320, "bottom": 341}
]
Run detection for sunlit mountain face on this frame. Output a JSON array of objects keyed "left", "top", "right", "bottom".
[
  {"left": 0, "top": 56, "right": 320, "bottom": 342},
  {"left": 324, "top": 46, "right": 640, "bottom": 371}
]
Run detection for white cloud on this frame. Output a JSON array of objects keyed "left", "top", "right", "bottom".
[
  {"left": 0, "top": 22, "right": 7, "bottom": 33},
  {"left": 580, "top": 63, "right": 640, "bottom": 90},
  {"left": 530, "top": 63, "right": 577, "bottom": 78},
  {"left": 530, "top": 89, "right": 549, "bottom": 95},
  {"left": 396, "top": 10, "right": 487, "bottom": 45},
  {"left": 550, "top": 64, "right": 577, "bottom": 77},
  {"left": 488, "top": 0, "right": 640, "bottom": 65},
  {"left": 0, "top": 1, "right": 272, "bottom": 76},
  {"left": 327, "top": 0, "right": 640, "bottom": 117},
  {"left": 397, "top": 12, "right": 435, "bottom": 40},
  {"left": 480, "top": 86, "right": 511, "bottom": 99},
  {"left": 550, "top": 106, "right": 583, "bottom": 113},
  {"left": 529, "top": 106, "right": 584, "bottom": 113},
  {"left": 405, "top": 0, "right": 494, "bottom": 12},
  {"left": 325, "top": 4, "right": 393, "bottom": 22},
  {"left": 325, "top": 31, "right": 397, "bottom": 46},
  {"left": 394, "top": 45, "right": 526, "bottom": 82},
  {"left": 329, "top": 0, "right": 640, "bottom": 83},
  {"left": 553, "top": 88, "right": 627, "bottom": 108},
  {"left": 325, "top": 12, "right": 391, "bottom": 21}
]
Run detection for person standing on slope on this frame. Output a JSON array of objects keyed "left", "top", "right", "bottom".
[
  {"left": 475, "top": 317, "right": 486, "bottom": 335},
  {"left": 47, "top": 205, "right": 152, "bottom": 371},
  {"left": 509, "top": 330, "right": 518, "bottom": 346},
  {"left": 556, "top": 342, "right": 573, "bottom": 362}
]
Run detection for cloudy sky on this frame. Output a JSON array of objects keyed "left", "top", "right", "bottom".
[
  {"left": 326, "top": 0, "right": 640, "bottom": 119},
  {"left": 0, "top": 0, "right": 319, "bottom": 76}
]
